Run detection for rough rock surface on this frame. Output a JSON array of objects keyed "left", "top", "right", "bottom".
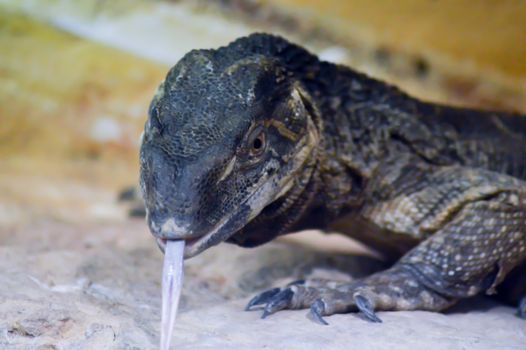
[{"left": 0, "top": 220, "right": 524, "bottom": 349}]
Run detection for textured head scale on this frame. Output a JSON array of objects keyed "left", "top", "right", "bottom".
[{"left": 140, "top": 34, "right": 321, "bottom": 258}]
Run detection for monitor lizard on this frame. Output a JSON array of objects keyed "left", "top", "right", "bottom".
[{"left": 139, "top": 33, "right": 526, "bottom": 324}]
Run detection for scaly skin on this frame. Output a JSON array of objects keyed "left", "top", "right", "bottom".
[{"left": 139, "top": 33, "right": 526, "bottom": 324}]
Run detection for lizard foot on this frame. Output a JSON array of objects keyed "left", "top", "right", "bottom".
[{"left": 245, "top": 265, "right": 453, "bottom": 325}]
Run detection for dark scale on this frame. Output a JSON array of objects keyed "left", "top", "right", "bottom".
[{"left": 139, "top": 33, "right": 526, "bottom": 324}]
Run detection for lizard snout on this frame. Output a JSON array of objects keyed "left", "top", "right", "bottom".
[{"left": 148, "top": 212, "right": 201, "bottom": 241}]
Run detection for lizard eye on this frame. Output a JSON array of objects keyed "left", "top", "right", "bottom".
[{"left": 248, "top": 127, "right": 267, "bottom": 158}]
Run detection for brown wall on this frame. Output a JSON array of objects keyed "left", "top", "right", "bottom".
[{"left": 265, "top": 0, "right": 526, "bottom": 112}]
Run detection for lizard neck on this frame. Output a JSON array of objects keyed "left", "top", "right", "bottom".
[{"left": 298, "top": 62, "right": 419, "bottom": 222}]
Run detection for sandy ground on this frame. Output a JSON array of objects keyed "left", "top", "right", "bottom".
[{"left": 0, "top": 220, "right": 525, "bottom": 349}]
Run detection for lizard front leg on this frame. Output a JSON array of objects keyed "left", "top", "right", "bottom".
[
  {"left": 246, "top": 264, "right": 454, "bottom": 324},
  {"left": 247, "top": 166, "right": 526, "bottom": 324}
]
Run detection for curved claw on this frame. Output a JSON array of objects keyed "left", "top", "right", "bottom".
[
  {"left": 355, "top": 294, "right": 382, "bottom": 323},
  {"left": 261, "top": 288, "right": 294, "bottom": 319},
  {"left": 309, "top": 299, "right": 329, "bottom": 325},
  {"left": 518, "top": 296, "right": 526, "bottom": 319},
  {"left": 245, "top": 288, "right": 281, "bottom": 311}
]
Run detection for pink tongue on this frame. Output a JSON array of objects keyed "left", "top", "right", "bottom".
[{"left": 161, "top": 240, "right": 185, "bottom": 350}]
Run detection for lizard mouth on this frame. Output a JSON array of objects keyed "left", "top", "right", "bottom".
[
  {"left": 155, "top": 215, "right": 239, "bottom": 259},
  {"left": 156, "top": 236, "right": 204, "bottom": 258},
  {"left": 155, "top": 173, "right": 280, "bottom": 259}
]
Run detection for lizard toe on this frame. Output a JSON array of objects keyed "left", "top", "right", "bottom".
[
  {"left": 245, "top": 287, "right": 281, "bottom": 311},
  {"left": 354, "top": 293, "right": 383, "bottom": 323},
  {"left": 261, "top": 288, "right": 295, "bottom": 319},
  {"left": 308, "top": 298, "right": 329, "bottom": 325}
]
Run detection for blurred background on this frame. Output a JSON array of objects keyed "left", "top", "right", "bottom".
[
  {"left": 1, "top": 1, "right": 525, "bottom": 348},
  {"left": 1, "top": 0, "right": 526, "bottom": 227}
]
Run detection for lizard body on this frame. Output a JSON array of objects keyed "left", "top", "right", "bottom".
[{"left": 140, "top": 33, "right": 526, "bottom": 322}]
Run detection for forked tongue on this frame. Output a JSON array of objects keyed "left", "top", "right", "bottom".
[{"left": 161, "top": 240, "right": 185, "bottom": 350}]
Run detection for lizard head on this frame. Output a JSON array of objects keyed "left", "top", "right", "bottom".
[{"left": 140, "top": 43, "right": 321, "bottom": 258}]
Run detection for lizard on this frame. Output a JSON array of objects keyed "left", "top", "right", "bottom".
[{"left": 139, "top": 33, "right": 526, "bottom": 324}]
